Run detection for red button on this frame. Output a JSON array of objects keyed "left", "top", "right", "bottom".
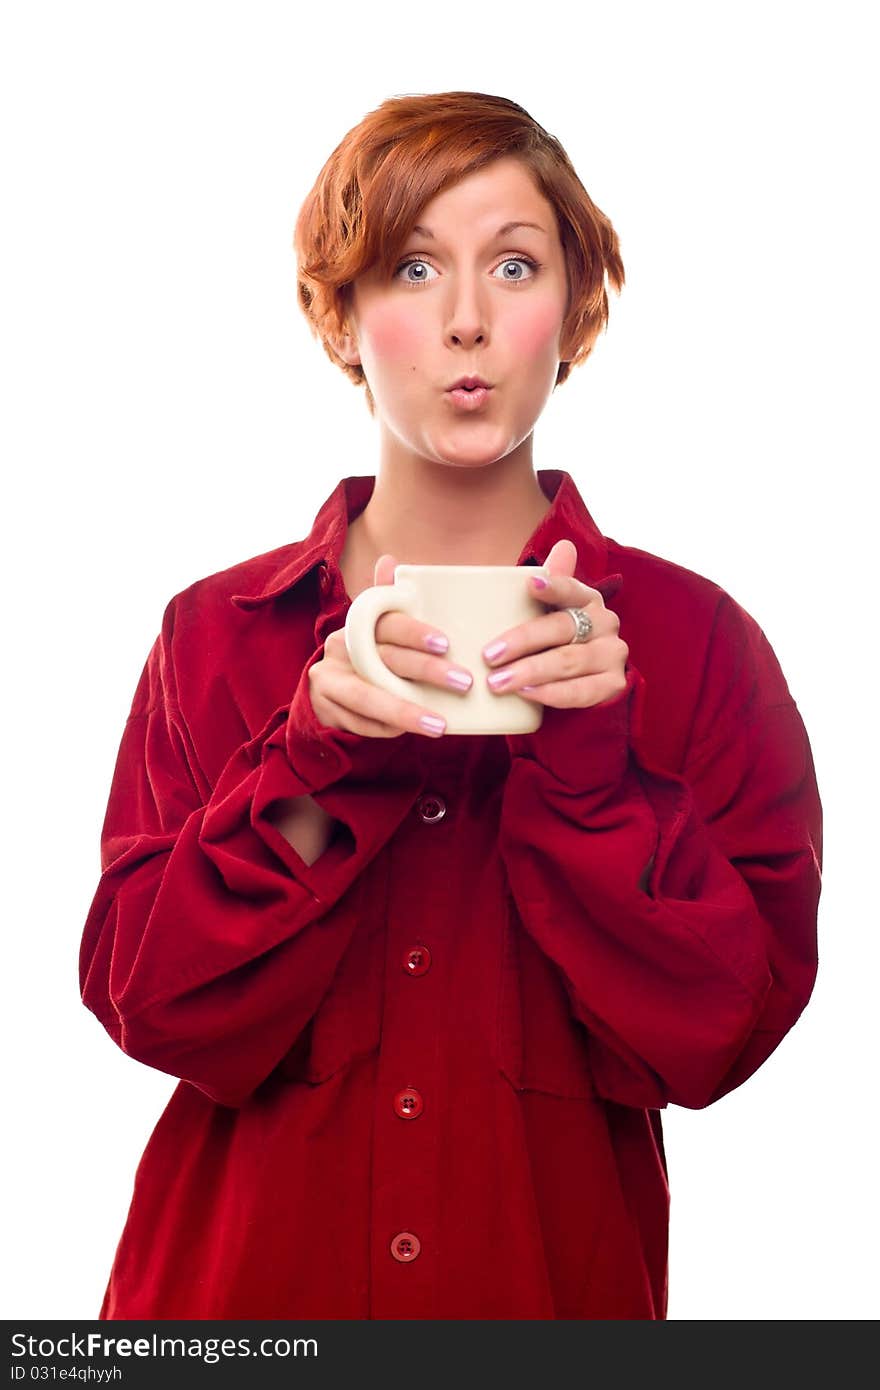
[
  {"left": 390, "top": 1231, "right": 421, "bottom": 1263},
  {"left": 393, "top": 1087, "right": 424, "bottom": 1119},
  {"left": 417, "top": 793, "right": 446, "bottom": 824},
  {"left": 402, "top": 945, "right": 432, "bottom": 976}
]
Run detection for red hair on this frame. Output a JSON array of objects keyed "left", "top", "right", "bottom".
[{"left": 294, "top": 91, "right": 625, "bottom": 416}]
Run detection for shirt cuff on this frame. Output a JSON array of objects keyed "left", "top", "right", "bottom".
[
  {"left": 504, "top": 664, "right": 647, "bottom": 790},
  {"left": 282, "top": 644, "right": 428, "bottom": 793},
  {"left": 249, "top": 648, "right": 429, "bottom": 894}
]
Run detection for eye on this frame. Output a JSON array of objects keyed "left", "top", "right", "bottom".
[
  {"left": 393, "top": 254, "right": 539, "bottom": 287},
  {"left": 492, "top": 256, "right": 538, "bottom": 282},
  {"left": 394, "top": 258, "right": 439, "bottom": 285}
]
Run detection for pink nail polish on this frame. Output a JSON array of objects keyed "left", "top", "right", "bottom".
[
  {"left": 446, "top": 668, "right": 473, "bottom": 691},
  {"left": 487, "top": 670, "right": 513, "bottom": 690},
  {"left": 531, "top": 575, "right": 548, "bottom": 589},
  {"left": 483, "top": 639, "right": 507, "bottom": 663}
]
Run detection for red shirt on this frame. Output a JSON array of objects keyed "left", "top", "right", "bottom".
[{"left": 80, "top": 469, "right": 822, "bottom": 1319}]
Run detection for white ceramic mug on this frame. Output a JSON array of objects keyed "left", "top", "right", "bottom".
[{"left": 344, "top": 564, "right": 549, "bottom": 735}]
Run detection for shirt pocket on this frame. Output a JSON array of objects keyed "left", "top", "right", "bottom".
[
  {"left": 273, "top": 898, "right": 385, "bottom": 1086},
  {"left": 496, "top": 896, "right": 598, "bottom": 1100}
]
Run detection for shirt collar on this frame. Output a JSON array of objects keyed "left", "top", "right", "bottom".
[{"left": 230, "top": 470, "right": 611, "bottom": 610}]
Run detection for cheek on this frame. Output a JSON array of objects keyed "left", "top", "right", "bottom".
[
  {"left": 508, "top": 302, "right": 564, "bottom": 360},
  {"left": 363, "top": 307, "right": 430, "bottom": 363}
]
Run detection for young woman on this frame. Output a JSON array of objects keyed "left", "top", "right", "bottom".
[{"left": 80, "top": 91, "right": 822, "bottom": 1320}]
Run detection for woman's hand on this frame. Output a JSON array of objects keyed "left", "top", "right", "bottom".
[
  {"left": 481, "top": 540, "right": 629, "bottom": 710},
  {"left": 308, "top": 553, "right": 473, "bottom": 738}
]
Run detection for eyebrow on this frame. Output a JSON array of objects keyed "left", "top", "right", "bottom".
[{"left": 408, "top": 220, "right": 548, "bottom": 241}]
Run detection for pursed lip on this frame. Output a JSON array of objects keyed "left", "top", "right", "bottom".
[{"left": 446, "top": 375, "right": 492, "bottom": 391}]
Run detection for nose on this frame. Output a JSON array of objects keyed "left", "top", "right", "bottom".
[{"left": 443, "top": 276, "right": 488, "bottom": 349}]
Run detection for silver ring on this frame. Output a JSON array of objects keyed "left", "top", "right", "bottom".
[{"left": 565, "top": 606, "right": 593, "bottom": 643}]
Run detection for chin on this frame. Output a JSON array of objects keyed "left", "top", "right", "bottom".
[
  {"left": 429, "top": 448, "right": 512, "bottom": 471},
  {"left": 425, "top": 428, "right": 518, "bottom": 467}
]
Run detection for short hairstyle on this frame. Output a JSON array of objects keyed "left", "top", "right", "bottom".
[{"left": 294, "top": 91, "right": 625, "bottom": 416}]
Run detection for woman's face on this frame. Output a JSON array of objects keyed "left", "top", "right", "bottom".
[{"left": 340, "top": 156, "right": 571, "bottom": 471}]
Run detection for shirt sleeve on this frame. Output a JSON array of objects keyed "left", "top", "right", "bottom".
[
  {"left": 79, "top": 598, "right": 427, "bottom": 1108},
  {"left": 497, "top": 591, "right": 822, "bottom": 1111}
]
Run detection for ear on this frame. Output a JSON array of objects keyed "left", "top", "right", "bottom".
[{"left": 332, "top": 328, "right": 361, "bottom": 367}]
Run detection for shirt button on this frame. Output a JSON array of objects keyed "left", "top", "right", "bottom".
[
  {"left": 402, "top": 944, "right": 432, "bottom": 976},
  {"left": 417, "top": 792, "right": 446, "bottom": 823},
  {"left": 393, "top": 1087, "right": 424, "bottom": 1119},
  {"left": 390, "top": 1231, "right": 421, "bottom": 1263}
]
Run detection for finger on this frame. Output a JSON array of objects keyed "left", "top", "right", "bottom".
[
  {"left": 321, "top": 667, "right": 448, "bottom": 738},
  {"left": 483, "top": 604, "right": 616, "bottom": 668},
  {"left": 328, "top": 612, "right": 452, "bottom": 661},
  {"left": 508, "top": 671, "right": 627, "bottom": 710},
  {"left": 480, "top": 573, "right": 605, "bottom": 666},
  {"left": 375, "top": 609, "right": 455, "bottom": 657},
  {"left": 543, "top": 538, "right": 578, "bottom": 577},
  {"left": 486, "top": 634, "right": 613, "bottom": 692},
  {"left": 365, "top": 558, "right": 452, "bottom": 655},
  {"left": 312, "top": 687, "right": 403, "bottom": 739},
  {"left": 376, "top": 639, "right": 473, "bottom": 692},
  {"left": 374, "top": 552, "right": 398, "bottom": 587},
  {"left": 527, "top": 571, "right": 605, "bottom": 608},
  {"left": 330, "top": 613, "right": 469, "bottom": 693}
]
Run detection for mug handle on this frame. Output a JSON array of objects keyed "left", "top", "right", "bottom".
[{"left": 344, "top": 579, "right": 422, "bottom": 702}]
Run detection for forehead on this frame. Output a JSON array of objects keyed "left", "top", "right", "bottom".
[{"left": 410, "top": 156, "right": 553, "bottom": 229}]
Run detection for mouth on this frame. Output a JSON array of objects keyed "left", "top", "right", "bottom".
[
  {"left": 445, "top": 376, "right": 493, "bottom": 411},
  {"left": 447, "top": 375, "right": 492, "bottom": 392}
]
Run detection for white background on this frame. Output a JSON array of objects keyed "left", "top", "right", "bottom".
[{"left": 2, "top": 0, "right": 876, "bottom": 1320}]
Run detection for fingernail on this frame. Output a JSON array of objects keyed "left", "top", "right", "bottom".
[
  {"left": 531, "top": 575, "right": 548, "bottom": 589},
  {"left": 419, "top": 714, "right": 446, "bottom": 736},
  {"left": 446, "top": 668, "right": 473, "bottom": 691},
  {"left": 487, "top": 669, "right": 513, "bottom": 690},
  {"left": 483, "top": 639, "right": 507, "bottom": 663},
  {"left": 426, "top": 632, "right": 448, "bottom": 653}
]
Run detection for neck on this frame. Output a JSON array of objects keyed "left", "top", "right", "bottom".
[{"left": 349, "top": 437, "right": 552, "bottom": 568}]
